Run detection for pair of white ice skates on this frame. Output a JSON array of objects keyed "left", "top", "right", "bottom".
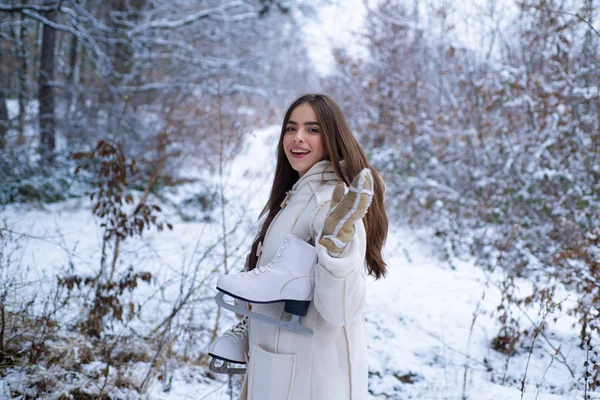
[{"left": 207, "top": 234, "right": 317, "bottom": 374}]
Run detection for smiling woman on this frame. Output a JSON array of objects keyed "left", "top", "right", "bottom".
[
  {"left": 283, "top": 103, "right": 328, "bottom": 176},
  {"left": 210, "top": 93, "right": 389, "bottom": 400}
]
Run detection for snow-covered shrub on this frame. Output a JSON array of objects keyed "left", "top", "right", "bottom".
[
  {"left": 70, "top": 139, "right": 173, "bottom": 337},
  {"left": 0, "top": 225, "right": 71, "bottom": 397},
  {"left": 325, "top": 0, "right": 600, "bottom": 388},
  {"left": 0, "top": 148, "right": 78, "bottom": 205}
]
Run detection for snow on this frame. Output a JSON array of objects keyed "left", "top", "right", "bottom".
[
  {"left": 368, "top": 227, "right": 590, "bottom": 399},
  {"left": 1, "top": 124, "right": 594, "bottom": 399},
  {"left": 298, "top": 0, "right": 369, "bottom": 76},
  {"left": 1, "top": 2, "right": 597, "bottom": 396},
  {"left": 573, "top": 87, "right": 600, "bottom": 100}
]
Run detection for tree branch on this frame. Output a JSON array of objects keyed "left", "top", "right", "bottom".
[
  {"left": 0, "top": 4, "right": 57, "bottom": 12},
  {"left": 558, "top": 9, "right": 600, "bottom": 38},
  {"left": 132, "top": 1, "right": 250, "bottom": 32}
]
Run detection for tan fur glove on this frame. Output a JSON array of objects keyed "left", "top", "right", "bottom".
[{"left": 319, "top": 168, "right": 374, "bottom": 256}]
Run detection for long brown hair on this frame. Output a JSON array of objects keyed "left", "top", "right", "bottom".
[{"left": 248, "top": 94, "right": 388, "bottom": 279}]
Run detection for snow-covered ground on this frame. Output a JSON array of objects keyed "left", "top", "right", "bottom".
[
  {"left": 367, "top": 227, "right": 591, "bottom": 400},
  {"left": 1, "top": 124, "right": 594, "bottom": 399}
]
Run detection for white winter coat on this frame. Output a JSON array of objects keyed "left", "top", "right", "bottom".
[{"left": 240, "top": 160, "right": 368, "bottom": 400}]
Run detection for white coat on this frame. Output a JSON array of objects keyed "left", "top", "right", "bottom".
[{"left": 240, "top": 160, "right": 369, "bottom": 400}]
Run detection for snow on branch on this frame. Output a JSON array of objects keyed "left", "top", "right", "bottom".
[
  {"left": 2, "top": 5, "right": 113, "bottom": 76},
  {"left": 132, "top": 1, "right": 253, "bottom": 33},
  {"left": 0, "top": 3, "right": 57, "bottom": 12}
]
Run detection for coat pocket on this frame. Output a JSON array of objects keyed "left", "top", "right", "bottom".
[{"left": 248, "top": 345, "right": 296, "bottom": 400}]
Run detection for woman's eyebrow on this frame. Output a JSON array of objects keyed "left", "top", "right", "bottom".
[{"left": 287, "top": 120, "right": 320, "bottom": 126}]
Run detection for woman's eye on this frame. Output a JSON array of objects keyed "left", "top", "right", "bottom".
[{"left": 285, "top": 127, "right": 295, "bottom": 132}]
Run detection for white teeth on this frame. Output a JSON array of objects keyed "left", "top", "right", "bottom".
[{"left": 291, "top": 149, "right": 309, "bottom": 154}]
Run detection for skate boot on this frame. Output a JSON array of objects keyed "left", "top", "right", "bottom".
[
  {"left": 215, "top": 234, "right": 317, "bottom": 335},
  {"left": 207, "top": 317, "right": 248, "bottom": 375}
]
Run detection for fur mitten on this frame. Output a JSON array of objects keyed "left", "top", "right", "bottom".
[{"left": 319, "top": 168, "right": 373, "bottom": 256}]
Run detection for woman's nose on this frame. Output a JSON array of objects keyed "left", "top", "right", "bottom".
[{"left": 293, "top": 130, "right": 305, "bottom": 142}]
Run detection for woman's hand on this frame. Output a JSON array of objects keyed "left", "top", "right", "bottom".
[{"left": 319, "top": 168, "right": 373, "bottom": 256}]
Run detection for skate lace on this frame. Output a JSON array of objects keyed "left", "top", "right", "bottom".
[
  {"left": 242, "top": 238, "right": 289, "bottom": 277},
  {"left": 224, "top": 317, "right": 248, "bottom": 340}
]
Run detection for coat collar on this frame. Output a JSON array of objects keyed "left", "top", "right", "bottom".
[{"left": 291, "top": 160, "right": 339, "bottom": 193}]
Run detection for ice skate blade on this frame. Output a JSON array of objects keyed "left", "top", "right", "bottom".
[
  {"left": 215, "top": 292, "right": 314, "bottom": 336},
  {"left": 209, "top": 357, "right": 246, "bottom": 375}
]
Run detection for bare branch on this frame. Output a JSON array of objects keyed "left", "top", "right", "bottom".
[
  {"left": 131, "top": 1, "right": 251, "bottom": 33},
  {"left": 555, "top": 9, "right": 600, "bottom": 38},
  {"left": 0, "top": 4, "right": 57, "bottom": 12}
]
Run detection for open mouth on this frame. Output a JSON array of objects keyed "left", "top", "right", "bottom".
[{"left": 290, "top": 148, "right": 310, "bottom": 158}]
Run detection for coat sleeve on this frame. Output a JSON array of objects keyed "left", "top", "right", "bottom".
[{"left": 310, "top": 199, "right": 367, "bottom": 327}]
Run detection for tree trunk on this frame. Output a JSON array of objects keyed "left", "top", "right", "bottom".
[
  {"left": 16, "top": 8, "right": 28, "bottom": 145},
  {"left": 0, "top": 46, "right": 8, "bottom": 149},
  {"left": 0, "top": 89, "right": 8, "bottom": 151},
  {"left": 38, "top": 1, "right": 57, "bottom": 162},
  {"left": 66, "top": 32, "right": 80, "bottom": 143}
]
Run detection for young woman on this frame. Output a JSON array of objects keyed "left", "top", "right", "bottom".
[{"left": 211, "top": 93, "right": 388, "bottom": 399}]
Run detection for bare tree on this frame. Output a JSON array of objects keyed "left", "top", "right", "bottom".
[
  {"left": 38, "top": 0, "right": 57, "bottom": 161},
  {"left": 14, "top": 4, "right": 28, "bottom": 144},
  {"left": 0, "top": 44, "right": 8, "bottom": 149}
]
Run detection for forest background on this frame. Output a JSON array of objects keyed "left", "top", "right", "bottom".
[{"left": 0, "top": 0, "right": 599, "bottom": 398}]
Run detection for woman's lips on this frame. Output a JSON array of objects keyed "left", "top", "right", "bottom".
[
  {"left": 291, "top": 152, "right": 310, "bottom": 159},
  {"left": 290, "top": 148, "right": 310, "bottom": 159}
]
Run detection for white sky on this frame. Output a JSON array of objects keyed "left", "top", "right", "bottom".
[{"left": 300, "top": 0, "right": 521, "bottom": 75}]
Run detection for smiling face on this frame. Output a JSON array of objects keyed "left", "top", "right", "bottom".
[{"left": 283, "top": 103, "right": 328, "bottom": 177}]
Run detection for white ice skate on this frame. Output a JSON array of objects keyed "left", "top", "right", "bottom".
[
  {"left": 215, "top": 234, "right": 317, "bottom": 336},
  {"left": 207, "top": 317, "right": 248, "bottom": 375}
]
